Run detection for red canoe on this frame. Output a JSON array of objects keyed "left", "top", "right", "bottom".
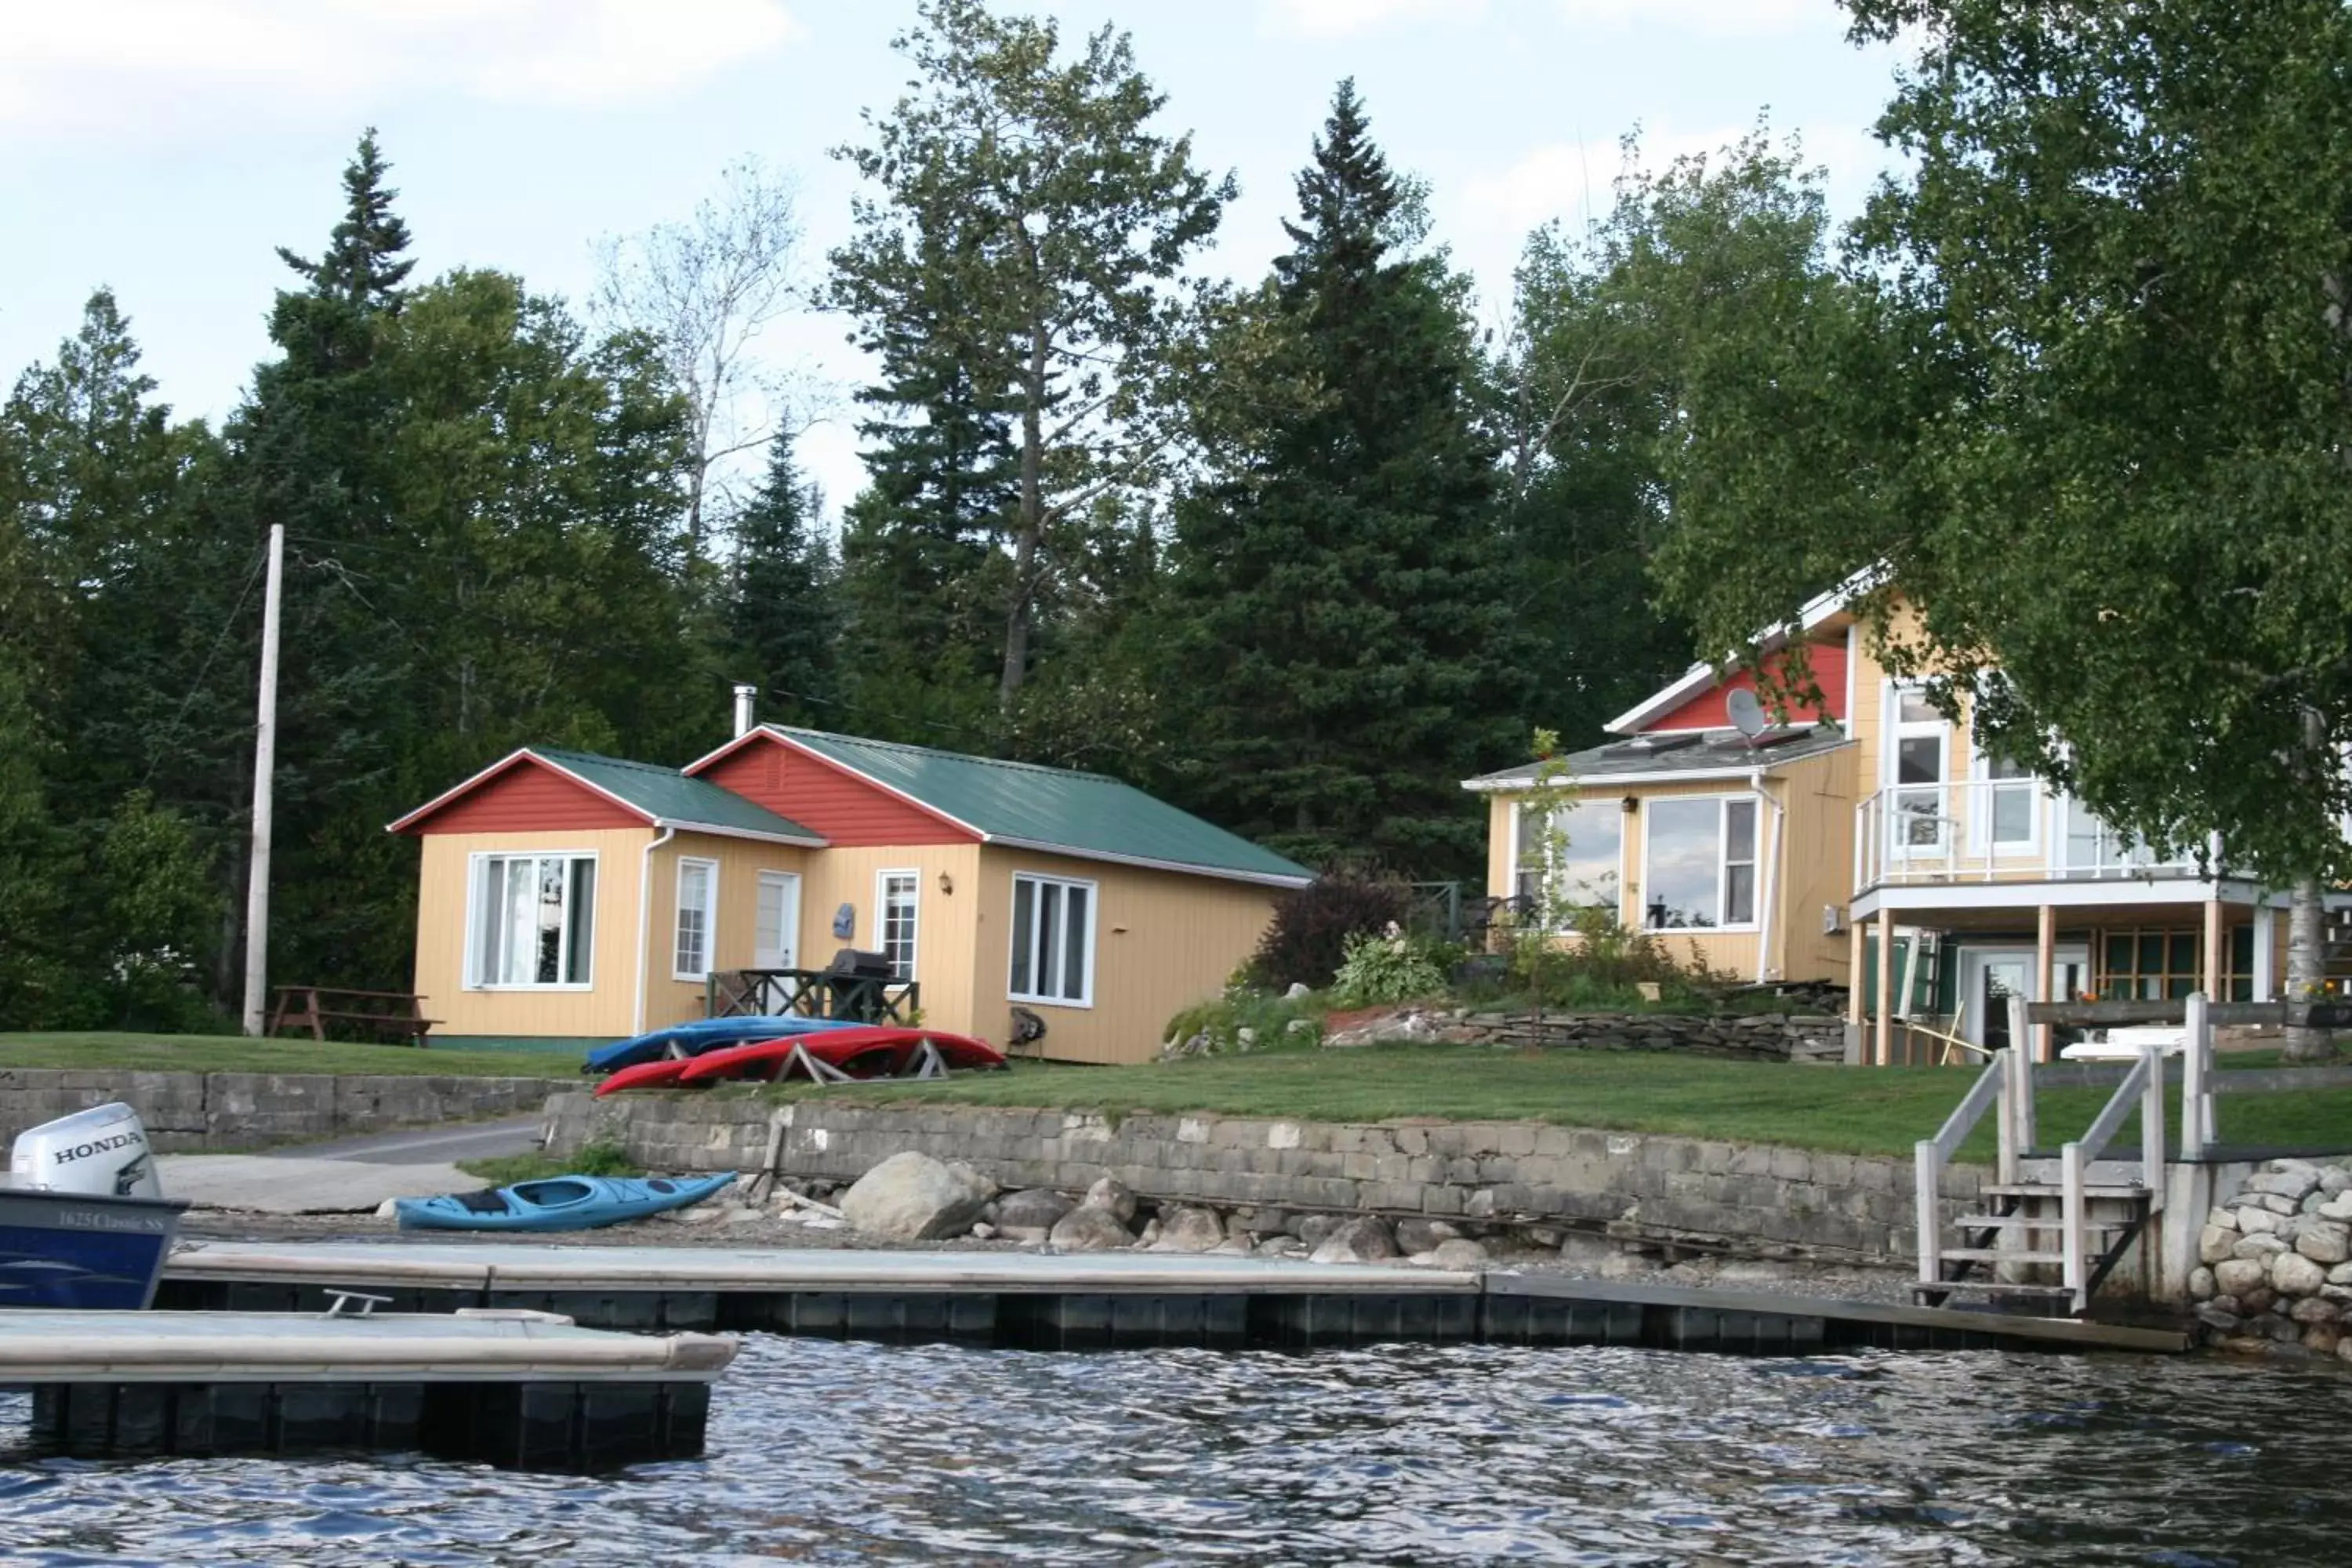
[
  {"left": 676, "top": 1026, "right": 1005, "bottom": 1087},
  {"left": 591, "top": 1056, "right": 699, "bottom": 1097}
]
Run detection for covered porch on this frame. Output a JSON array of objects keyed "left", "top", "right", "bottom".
[{"left": 1845, "top": 880, "right": 2291, "bottom": 1067}]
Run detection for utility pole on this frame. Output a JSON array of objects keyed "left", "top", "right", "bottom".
[{"left": 241, "top": 524, "right": 285, "bottom": 1036}]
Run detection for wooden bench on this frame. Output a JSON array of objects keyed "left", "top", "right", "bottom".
[{"left": 269, "top": 986, "right": 441, "bottom": 1048}]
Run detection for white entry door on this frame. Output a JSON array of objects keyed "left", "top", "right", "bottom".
[
  {"left": 755, "top": 872, "right": 801, "bottom": 970},
  {"left": 1961, "top": 945, "right": 2089, "bottom": 1048}
]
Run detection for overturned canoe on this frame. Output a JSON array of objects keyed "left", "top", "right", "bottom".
[
  {"left": 394, "top": 1174, "right": 736, "bottom": 1232},
  {"left": 677, "top": 1028, "right": 1006, "bottom": 1087},
  {"left": 583, "top": 1015, "right": 867, "bottom": 1076}
]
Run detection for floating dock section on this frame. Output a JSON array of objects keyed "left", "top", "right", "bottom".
[
  {"left": 158, "top": 1243, "right": 2190, "bottom": 1356},
  {"left": 0, "top": 1307, "right": 735, "bottom": 1468}
]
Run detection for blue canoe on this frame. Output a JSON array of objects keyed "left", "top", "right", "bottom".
[
  {"left": 583, "top": 1014, "right": 866, "bottom": 1075},
  {"left": 394, "top": 1173, "right": 737, "bottom": 1232}
]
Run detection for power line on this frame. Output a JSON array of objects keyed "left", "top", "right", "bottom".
[{"left": 140, "top": 541, "right": 269, "bottom": 789}]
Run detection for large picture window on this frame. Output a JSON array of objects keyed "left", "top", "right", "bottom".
[
  {"left": 878, "top": 870, "right": 919, "bottom": 980},
  {"left": 470, "top": 853, "right": 596, "bottom": 988},
  {"left": 1514, "top": 798, "right": 1623, "bottom": 921},
  {"left": 673, "top": 858, "right": 718, "bottom": 980},
  {"left": 1642, "top": 797, "right": 1759, "bottom": 931},
  {"left": 1009, "top": 873, "right": 1094, "bottom": 1007}
]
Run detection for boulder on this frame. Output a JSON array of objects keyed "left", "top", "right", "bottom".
[
  {"left": 2205, "top": 1207, "right": 2240, "bottom": 1231},
  {"left": 2321, "top": 1167, "right": 2352, "bottom": 1196},
  {"left": 2274, "top": 1251, "right": 2328, "bottom": 1297},
  {"left": 2196, "top": 1305, "right": 2243, "bottom": 1334},
  {"left": 2241, "top": 1287, "right": 2277, "bottom": 1318},
  {"left": 2331, "top": 1261, "right": 2352, "bottom": 1286},
  {"left": 1308, "top": 1216, "right": 1399, "bottom": 1265},
  {"left": 1255, "top": 1234, "right": 1305, "bottom": 1258},
  {"left": 2236, "top": 1206, "right": 2281, "bottom": 1235},
  {"left": 2321, "top": 1194, "right": 2352, "bottom": 1223},
  {"left": 2233, "top": 1232, "right": 2288, "bottom": 1261},
  {"left": 1294, "top": 1214, "right": 1343, "bottom": 1248},
  {"left": 1212, "top": 1236, "right": 1255, "bottom": 1255},
  {"left": 2266, "top": 1312, "right": 2305, "bottom": 1343},
  {"left": 2296, "top": 1219, "right": 2351, "bottom": 1265},
  {"left": 2303, "top": 1325, "right": 2342, "bottom": 1356},
  {"left": 1421, "top": 1237, "right": 1490, "bottom": 1270},
  {"left": 2198, "top": 1226, "right": 2238, "bottom": 1266},
  {"left": 1155, "top": 1206, "right": 1226, "bottom": 1253},
  {"left": 969, "top": 1221, "right": 997, "bottom": 1240},
  {"left": 1596, "top": 1249, "right": 1664, "bottom": 1280},
  {"left": 2291, "top": 1294, "right": 2342, "bottom": 1325},
  {"left": 2338, "top": 1334, "right": 2352, "bottom": 1366},
  {"left": 1285, "top": 982, "right": 1312, "bottom": 1000},
  {"left": 840, "top": 1152, "right": 996, "bottom": 1241},
  {"left": 2187, "top": 1266, "right": 2217, "bottom": 1301},
  {"left": 1083, "top": 1176, "right": 1138, "bottom": 1223},
  {"left": 1049, "top": 1204, "right": 1135, "bottom": 1252},
  {"left": 2252, "top": 1167, "right": 2322, "bottom": 1204},
  {"left": 997, "top": 1187, "right": 1076, "bottom": 1235},
  {"left": 1559, "top": 1232, "right": 1619, "bottom": 1271},
  {"left": 1392, "top": 1217, "right": 1462, "bottom": 1256},
  {"left": 2213, "top": 1258, "right": 2269, "bottom": 1298}
]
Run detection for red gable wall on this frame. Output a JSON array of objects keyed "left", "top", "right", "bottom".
[
  {"left": 399, "top": 757, "right": 644, "bottom": 835},
  {"left": 698, "top": 735, "right": 974, "bottom": 848},
  {"left": 1648, "top": 637, "right": 1849, "bottom": 732}
]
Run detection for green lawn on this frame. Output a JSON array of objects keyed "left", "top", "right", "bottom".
[
  {"left": 746, "top": 1044, "right": 2352, "bottom": 1161},
  {"left": 0, "top": 1033, "right": 583, "bottom": 1080}
]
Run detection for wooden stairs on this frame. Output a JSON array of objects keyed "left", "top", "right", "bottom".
[{"left": 1914, "top": 1177, "right": 2154, "bottom": 1312}]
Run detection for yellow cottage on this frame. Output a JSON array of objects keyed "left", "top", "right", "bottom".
[
  {"left": 1468, "top": 575, "right": 2351, "bottom": 1063},
  {"left": 390, "top": 722, "right": 1311, "bottom": 1064}
]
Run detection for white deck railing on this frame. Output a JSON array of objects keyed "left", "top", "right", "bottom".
[{"left": 1857, "top": 780, "right": 2204, "bottom": 892}]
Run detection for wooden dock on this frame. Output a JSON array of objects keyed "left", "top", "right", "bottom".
[
  {"left": 158, "top": 1242, "right": 2190, "bottom": 1355},
  {"left": 0, "top": 1306, "right": 735, "bottom": 1468}
]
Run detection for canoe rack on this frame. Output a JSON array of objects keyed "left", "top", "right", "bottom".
[{"left": 743, "top": 1038, "right": 954, "bottom": 1083}]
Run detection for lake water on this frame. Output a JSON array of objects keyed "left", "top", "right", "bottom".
[{"left": 1, "top": 1336, "right": 2340, "bottom": 1565}]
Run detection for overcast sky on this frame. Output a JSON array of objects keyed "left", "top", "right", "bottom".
[{"left": 0, "top": 0, "right": 1906, "bottom": 517}]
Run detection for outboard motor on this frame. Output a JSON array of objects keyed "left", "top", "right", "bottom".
[{"left": 9, "top": 1101, "right": 162, "bottom": 1198}]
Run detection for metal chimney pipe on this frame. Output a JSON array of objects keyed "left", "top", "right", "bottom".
[{"left": 731, "top": 684, "right": 757, "bottom": 739}]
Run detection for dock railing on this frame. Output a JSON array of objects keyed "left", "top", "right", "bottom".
[{"left": 2057, "top": 1042, "right": 2166, "bottom": 1311}]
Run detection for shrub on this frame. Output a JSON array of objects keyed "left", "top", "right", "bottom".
[
  {"left": 1249, "top": 872, "right": 1410, "bottom": 990},
  {"left": 1331, "top": 931, "right": 1452, "bottom": 1007},
  {"left": 1163, "top": 990, "right": 1326, "bottom": 1055}
]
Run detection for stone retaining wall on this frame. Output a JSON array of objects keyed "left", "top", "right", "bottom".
[
  {"left": 1458, "top": 1012, "right": 1847, "bottom": 1064},
  {"left": 546, "top": 1091, "right": 1974, "bottom": 1264},
  {"left": 0, "top": 1070, "right": 556, "bottom": 1154}
]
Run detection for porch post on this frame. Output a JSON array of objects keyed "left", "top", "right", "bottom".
[
  {"left": 2252, "top": 906, "right": 2277, "bottom": 1002},
  {"left": 1847, "top": 918, "right": 1865, "bottom": 1029},
  {"left": 2035, "top": 904, "right": 2057, "bottom": 1063},
  {"left": 1875, "top": 907, "right": 1896, "bottom": 1068},
  {"left": 2202, "top": 898, "right": 2227, "bottom": 1006}
]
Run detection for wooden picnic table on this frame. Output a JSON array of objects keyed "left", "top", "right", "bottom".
[{"left": 268, "top": 985, "right": 441, "bottom": 1047}]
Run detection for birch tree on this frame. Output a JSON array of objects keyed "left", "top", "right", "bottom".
[
  {"left": 596, "top": 157, "right": 810, "bottom": 564},
  {"left": 1657, "top": 0, "right": 2352, "bottom": 1060}
]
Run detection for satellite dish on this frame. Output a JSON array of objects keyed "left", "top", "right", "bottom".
[{"left": 1726, "top": 687, "right": 1770, "bottom": 740}]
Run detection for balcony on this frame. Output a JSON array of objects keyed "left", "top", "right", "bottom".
[{"left": 1856, "top": 780, "right": 2206, "bottom": 893}]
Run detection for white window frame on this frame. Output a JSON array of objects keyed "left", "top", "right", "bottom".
[
  {"left": 1885, "top": 680, "right": 1953, "bottom": 857},
  {"left": 1511, "top": 797, "right": 1625, "bottom": 927},
  {"left": 672, "top": 857, "right": 720, "bottom": 982},
  {"left": 1637, "top": 793, "right": 1762, "bottom": 934},
  {"left": 876, "top": 868, "right": 920, "bottom": 981},
  {"left": 464, "top": 849, "right": 599, "bottom": 992},
  {"left": 1008, "top": 871, "right": 1098, "bottom": 1009},
  {"left": 1969, "top": 746, "right": 2045, "bottom": 857}
]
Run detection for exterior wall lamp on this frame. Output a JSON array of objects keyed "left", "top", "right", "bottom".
[{"left": 937, "top": 870, "right": 954, "bottom": 895}]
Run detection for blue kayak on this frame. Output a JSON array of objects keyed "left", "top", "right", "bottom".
[
  {"left": 583, "top": 1015, "right": 866, "bottom": 1075},
  {"left": 394, "top": 1173, "right": 737, "bottom": 1232}
]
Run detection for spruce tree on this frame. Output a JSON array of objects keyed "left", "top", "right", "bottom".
[
  {"left": 1167, "top": 82, "right": 1517, "bottom": 873},
  {"left": 729, "top": 431, "right": 840, "bottom": 724}
]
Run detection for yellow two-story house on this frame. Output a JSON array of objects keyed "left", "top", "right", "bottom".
[{"left": 1467, "top": 576, "right": 2342, "bottom": 1065}]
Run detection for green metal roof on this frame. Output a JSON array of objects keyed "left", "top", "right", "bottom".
[
  {"left": 534, "top": 748, "right": 824, "bottom": 844},
  {"left": 771, "top": 728, "right": 1313, "bottom": 887}
]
